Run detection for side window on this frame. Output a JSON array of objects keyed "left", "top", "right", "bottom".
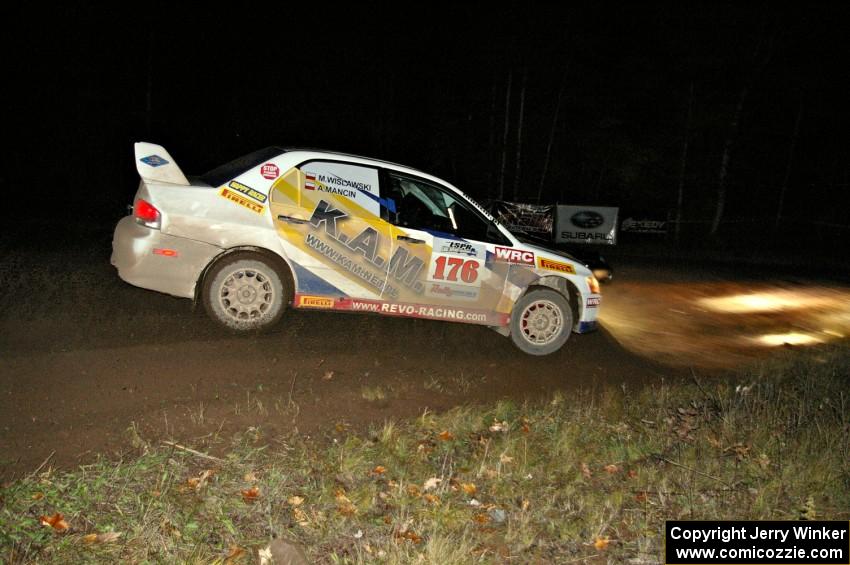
[
  {"left": 386, "top": 173, "right": 495, "bottom": 242},
  {"left": 299, "top": 161, "right": 382, "bottom": 216}
]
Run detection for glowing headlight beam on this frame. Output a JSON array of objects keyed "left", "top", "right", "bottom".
[
  {"left": 699, "top": 292, "right": 829, "bottom": 314},
  {"left": 755, "top": 333, "right": 822, "bottom": 347}
]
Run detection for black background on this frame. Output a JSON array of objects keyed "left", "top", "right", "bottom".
[{"left": 5, "top": 3, "right": 850, "bottom": 258}]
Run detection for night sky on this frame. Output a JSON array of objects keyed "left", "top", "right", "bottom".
[{"left": 5, "top": 3, "right": 850, "bottom": 255}]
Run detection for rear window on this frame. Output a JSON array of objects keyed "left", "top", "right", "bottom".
[{"left": 200, "top": 147, "right": 283, "bottom": 187}]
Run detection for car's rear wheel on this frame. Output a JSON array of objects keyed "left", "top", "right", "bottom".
[
  {"left": 510, "top": 288, "right": 573, "bottom": 356},
  {"left": 203, "top": 253, "right": 287, "bottom": 332}
]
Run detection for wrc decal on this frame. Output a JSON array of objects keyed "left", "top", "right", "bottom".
[{"left": 494, "top": 246, "right": 535, "bottom": 265}]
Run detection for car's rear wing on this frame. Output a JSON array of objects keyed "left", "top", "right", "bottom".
[{"left": 134, "top": 142, "right": 190, "bottom": 186}]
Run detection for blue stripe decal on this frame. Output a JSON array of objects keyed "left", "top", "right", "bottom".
[
  {"left": 357, "top": 189, "right": 396, "bottom": 213},
  {"left": 290, "top": 261, "right": 347, "bottom": 296},
  {"left": 422, "top": 228, "right": 458, "bottom": 239},
  {"left": 577, "top": 321, "right": 598, "bottom": 334}
]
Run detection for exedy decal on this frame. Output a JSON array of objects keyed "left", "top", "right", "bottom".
[
  {"left": 538, "top": 257, "right": 576, "bottom": 274},
  {"left": 228, "top": 180, "right": 267, "bottom": 203},
  {"left": 219, "top": 187, "right": 264, "bottom": 214},
  {"left": 306, "top": 199, "right": 426, "bottom": 298}
]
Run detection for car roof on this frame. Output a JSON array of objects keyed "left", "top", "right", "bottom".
[{"left": 279, "top": 148, "right": 426, "bottom": 174}]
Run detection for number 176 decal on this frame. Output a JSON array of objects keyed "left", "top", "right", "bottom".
[{"left": 433, "top": 256, "right": 479, "bottom": 284}]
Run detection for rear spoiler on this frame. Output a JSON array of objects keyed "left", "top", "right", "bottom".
[{"left": 134, "top": 142, "right": 190, "bottom": 185}]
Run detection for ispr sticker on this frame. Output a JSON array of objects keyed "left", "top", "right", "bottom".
[
  {"left": 260, "top": 163, "right": 279, "bottom": 179},
  {"left": 434, "top": 237, "right": 484, "bottom": 258},
  {"left": 219, "top": 187, "right": 264, "bottom": 214},
  {"left": 140, "top": 154, "right": 169, "bottom": 167}
]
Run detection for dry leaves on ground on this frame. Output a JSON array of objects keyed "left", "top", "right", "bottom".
[
  {"left": 40, "top": 513, "right": 69, "bottom": 532},
  {"left": 241, "top": 486, "right": 260, "bottom": 503},
  {"left": 186, "top": 469, "right": 215, "bottom": 491},
  {"left": 82, "top": 532, "right": 122, "bottom": 544},
  {"left": 423, "top": 477, "right": 441, "bottom": 491},
  {"left": 335, "top": 490, "right": 357, "bottom": 516},
  {"left": 489, "top": 420, "right": 509, "bottom": 433},
  {"left": 224, "top": 544, "right": 246, "bottom": 564}
]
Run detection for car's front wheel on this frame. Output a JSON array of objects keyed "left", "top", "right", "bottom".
[
  {"left": 510, "top": 288, "right": 573, "bottom": 355},
  {"left": 203, "top": 253, "right": 287, "bottom": 332}
]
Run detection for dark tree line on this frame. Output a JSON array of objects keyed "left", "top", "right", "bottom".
[{"left": 4, "top": 4, "right": 849, "bottom": 253}]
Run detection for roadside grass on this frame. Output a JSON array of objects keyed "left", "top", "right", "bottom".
[
  {"left": 360, "top": 386, "right": 388, "bottom": 403},
  {"left": 2, "top": 346, "right": 849, "bottom": 564}
]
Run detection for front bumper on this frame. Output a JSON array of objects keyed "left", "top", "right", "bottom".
[
  {"left": 573, "top": 293, "right": 601, "bottom": 333},
  {"left": 111, "top": 216, "right": 222, "bottom": 299}
]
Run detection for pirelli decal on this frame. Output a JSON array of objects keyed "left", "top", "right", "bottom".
[
  {"left": 538, "top": 257, "right": 576, "bottom": 274},
  {"left": 297, "top": 295, "right": 334, "bottom": 309},
  {"left": 219, "top": 187, "right": 264, "bottom": 214},
  {"left": 228, "top": 180, "right": 267, "bottom": 203}
]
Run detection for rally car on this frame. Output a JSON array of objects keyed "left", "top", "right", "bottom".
[{"left": 112, "top": 143, "right": 601, "bottom": 355}]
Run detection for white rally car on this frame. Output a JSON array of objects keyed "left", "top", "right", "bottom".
[{"left": 112, "top": 143, "right": 601, "bottom": 355}]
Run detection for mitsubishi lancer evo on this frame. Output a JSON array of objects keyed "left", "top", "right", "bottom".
[{"left": 112, "top": 143, "right": 601, "bottom": 355}]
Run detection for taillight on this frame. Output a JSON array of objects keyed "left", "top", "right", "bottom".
[{"left": 134, "top": 198, "right": 161, "bottom": 229}]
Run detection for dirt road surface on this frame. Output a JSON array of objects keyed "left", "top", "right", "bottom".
[{"left": 2, "top": 232, "right": 848, "bottom": 480}]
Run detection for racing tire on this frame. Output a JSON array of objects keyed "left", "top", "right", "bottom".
[
  {"left": 203, "top": 253, "right": 288, "bottom": 332},
  {"left": 509, "top": 288, "right": 573, "bottom": 356}
]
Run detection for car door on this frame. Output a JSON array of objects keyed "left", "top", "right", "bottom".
[
  {"left": 381, "top": 171, "right": 515, "bottom": 326},
  {"left": 269, "top": 160, "right": 394, "bottom": 307}
]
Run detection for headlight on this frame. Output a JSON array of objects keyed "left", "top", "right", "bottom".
[
  {"left": 587, "top": 276, "right": 600, "bottom": 294},
  {"left": 592, "top": 268, "right": 610, "bottom": 282}
]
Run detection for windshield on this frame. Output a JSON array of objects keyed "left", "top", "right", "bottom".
[
  {"left": 508, "top": 227, "right": 547, "bottom": 245},
  {"left": 503, "top": 226, "right": 580, "bottom": 261}
]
